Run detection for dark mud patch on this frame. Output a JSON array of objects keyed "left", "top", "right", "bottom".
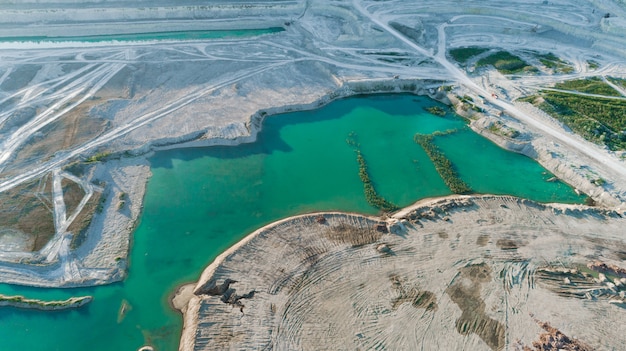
[
  {"left": 496, "top": 239, "right": 526, "bottom": 250},
  {"left": 447, "top": 263, "right": 505, "bottom": 351},
  {"left": 477, "top": 234, "right": 489, "bottom": 246},
  {"left": 389, "top": 274, "right": 437, "bottom": 311}
]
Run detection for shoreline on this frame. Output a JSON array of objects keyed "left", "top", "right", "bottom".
[
  {"left": 1, "top": 77, "right": 623, "bottom": 290},
  {"left": 173, "top": 194, "right": 626, "bottom": 350},
  {"left": 174, "top": 210, "right": 386, "bottom": 351}
]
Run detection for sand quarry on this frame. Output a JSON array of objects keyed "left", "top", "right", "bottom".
[
  {"left": 1, "top": 0, "right": 626, "bottom": 350},
  {"left": 176, "top": 195, "right": 626, "bottom": 350}
]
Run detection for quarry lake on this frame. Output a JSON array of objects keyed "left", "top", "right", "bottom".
[
  {"left": 0, "top": 94, "right": 584, "bottom": 350},
  {"left": 0, "top": 28, "right": 284, "bottom": 44}
]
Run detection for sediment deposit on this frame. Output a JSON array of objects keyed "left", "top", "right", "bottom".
[{"left": 178, "top": 195, "right": 626, "bottom": 351}]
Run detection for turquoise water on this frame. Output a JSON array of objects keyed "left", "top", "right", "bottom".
[
  {"left": 0, "top": 94, "right": 584, "bottom": 351},
  {"left": 0, "top": 28, "right": 284, "bottom": 43}
]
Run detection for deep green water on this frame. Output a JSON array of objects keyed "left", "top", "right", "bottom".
[
  {"left": 0, "top": 94, "right": 584, "bottom": 351},
  {"left": 0, "top": 28, "right": 284, "bottom": 43}
]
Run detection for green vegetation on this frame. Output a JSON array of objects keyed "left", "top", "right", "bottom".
[
  {"left": 347, "top": 132, "right": 399, "bottom": 212},
  {"left": 476, "top": 51, "right": 536, "bottom": 74},
  {"left": 425, "top": 106, "right": 446, "bottom": 116},
  {"left": 537, "top": 52, "right": 574, "bottom": 74},
  {"left": 523, "top": 92, "right": 626, "bottom": 150},
  {"left": 432, "top": 129, "right": 460, "bottom": 137},
  {"left": 587, "top": 60, "right": 600, "bottom": 70},
  {"left": 96, "top": 195, "right": 106, "bottom": 213},
  {"left": 607, "top": 77, "right": 626, "bottom": 91},
  {"left": 487, "top": 122, "right": 520, "bottom": 138},
  {"left": 414, "top": 134, "right": 471, "bottom": 194},
  {"left": 449, "top": 47, "right": 489, "bottom": 64},
  {"left": 554, "top": 77, "right": 622, "bottom": 97},
  {"left": 117, "top": 193, "right": 127, "bottom": 211},
  {"left": 85, "top": 151, "right": 111, "bottom": 163},
  {"left": 456, "top": 95, "right": 483, "bottom": 113}
]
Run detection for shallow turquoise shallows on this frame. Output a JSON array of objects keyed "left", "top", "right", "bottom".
[
  {"left": 0, "top": 94, "right": 584, "bottom": 351},
  {"left": 0, "top": 28, "right": 284, "bottom": 43}
]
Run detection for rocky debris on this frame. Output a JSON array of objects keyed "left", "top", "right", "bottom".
[
  {"left": 517, "top": 320, "right": 594, "bottom": 351},
  {"left": 406, "top": 198, "right": 475, "bottom": 222},
  {"left": 194, "top": 278, "right": 238, "bottom": 296},
  {"left": 375, "top": 223, "right": 389, "bottom": 233},
  {"left": 387, "top": 220, "right": 406, "bottom": 234},
  {"left": 315, "top": 215, "right": 326, "bottom": 224},
  {"left": 588, "top": 261, "right": 626, "bottom": 278},
  {"left": 194, "top": 278, "right": 255, "bottom": 313},
  {"left": 536, "top": 265, "right": 626, "bottom": 305},
  {"left": 376, "top": 243, "right": 391, "bottom": 254}
]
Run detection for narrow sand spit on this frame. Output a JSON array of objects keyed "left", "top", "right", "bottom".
[{"left": 176, "top": 195, "right": 626, "bottom": 351}]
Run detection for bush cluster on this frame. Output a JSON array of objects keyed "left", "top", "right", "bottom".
[{"left": 414, "top": 134, "right": 471, "bottom": 194}]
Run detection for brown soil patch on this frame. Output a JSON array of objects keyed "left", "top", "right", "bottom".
[
  {"left": 3, "top": 94, "right": 111, "bottom": 179},
  {"left": 68, "top": 190, "right": 102, "bottom": 250},
  {"left": 477, "top": 234, "right": 489, "bottom": 246},
  {"left": 390, "top": 274, "right": 437, "bottom": 311},
  {"left": 447, "top": 263, "right": 505, "bottom": 351},
  {"left": 496, "top": 238, "right": 526, "bottom": 250},
  {"left": 62, "top": 178, "right": 86, "bottom": 216},
  {"left": 0, "top": 176, "right": 55, "bottom": 251},
  {"left": 518, "top": 320, "right": 595, "bottom": 351},
  {"left": 323, "top": 223, "right": 383, "bottom": 247}
]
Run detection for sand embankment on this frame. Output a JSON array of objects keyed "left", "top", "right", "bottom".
[
  {"left": 175, "top": 195, "right": 626, "bottom": 350},
  {"left": 0, "top": 294, "right": 92, "bottom": 311}
]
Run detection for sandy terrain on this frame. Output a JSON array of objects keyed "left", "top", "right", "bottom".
[{"left": 177, "top": 195, "right": 626, "bottom": 350}]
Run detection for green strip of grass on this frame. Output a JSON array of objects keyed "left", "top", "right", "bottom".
[
  {"left": 414, "top": 133, "right": 471, "bottom": 194},
  {"left": 607, "top": 77, "right": 626, "bottom": 91},
  {"left": 537, "top": 52, "right": 574, "bottom": 74},
  {"left": 477, "top": 51, "right": 536, "bottom": 74},
  {"left": 523, "top": 92, "right": 626, "bottom": 150},
  {"left": 449, "top": 47, "right": 489, "bottom": 64},
  {"left": 554, "top": 77, "right": 621, "bottom": 97},
  {"left": 347, "top": 132, "right": 399, "bottom": 212}
]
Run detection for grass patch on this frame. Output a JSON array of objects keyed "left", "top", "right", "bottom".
[
  {"left": 536, "top": 52, "right": 574, "bottom": 74},
  {"left": 424, "top": 106, "right": 446, "bottom": 116},
  {"left": 553, "top": 77, "right": 622, "bottom": 97},
  {"left": 85, "top": 151, "right": 111, "bottom": 163},
  {"left": 449, "top": 47, "right": 489, "bottom": 64},
  {"left": 587, "top": 60, "right": 599, "bottom": 70},
  {"left": 523, "top": 92, "right": 626, "bottom": 150},
  {"left": 477, "top": 51, "right": 536, "bottom": 74},
  {"left": 607, "top": 77, "right": 626, "bottom": 91},
  {"left": 347, "top": 132, "right": 399, "bottom": 212},
  {"left": 414, "top": 133, "right": 471, "bottom": 194}
]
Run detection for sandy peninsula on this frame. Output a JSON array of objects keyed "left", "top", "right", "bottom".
[{"left": 176, "top": 195, "right": 626, "bottom": 350}]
